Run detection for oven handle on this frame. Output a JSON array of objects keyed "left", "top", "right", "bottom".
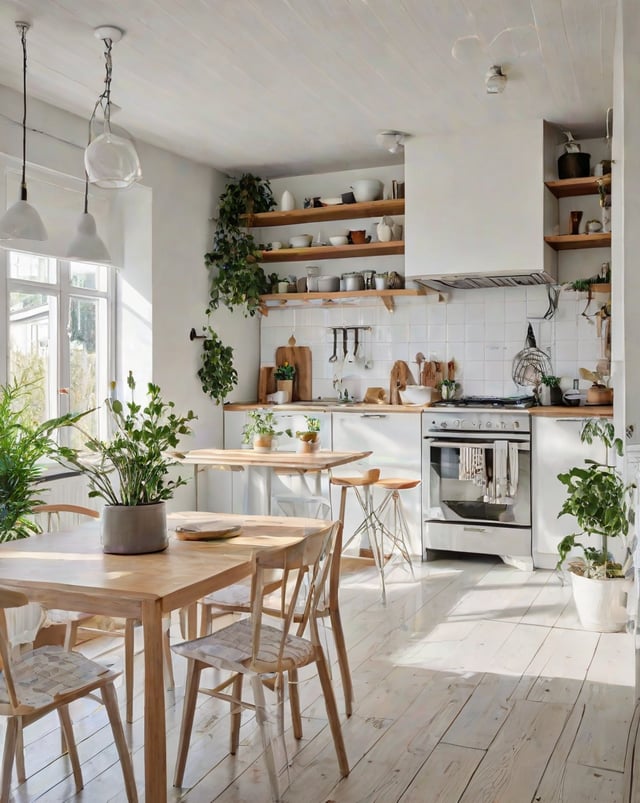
[{"left": 426, "top": 439, "right": 530, "bottom": 451}]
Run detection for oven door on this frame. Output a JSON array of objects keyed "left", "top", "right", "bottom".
[{"left": 423, "top": 433, "right": 531, "bottom": 528}]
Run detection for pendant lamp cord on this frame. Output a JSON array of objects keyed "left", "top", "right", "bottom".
[
  {"left": 89, "top": 37, "right": 114, "bottom": 137},
  {"left": 18, "top": 23, "right": 28, "bottom": 201}
]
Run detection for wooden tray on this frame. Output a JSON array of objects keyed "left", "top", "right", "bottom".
[{"left": 175, "top": 524, "right": 241, "bottom": 541}]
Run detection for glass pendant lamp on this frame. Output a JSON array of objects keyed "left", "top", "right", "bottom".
[
  {"left": 0, "top": 22, "right": 48, "bottom": 242},
  {"left": 84, "top": 26, "right": 141, "bottom": 189}
]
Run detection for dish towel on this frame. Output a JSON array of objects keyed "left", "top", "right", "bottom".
[
  {"left": 508, "top": 443, "right": 519, "bottom": 496},
  {"left": 458, "top": 446, "right": 486, "bottom": 486},
  {"left": 494, "top": 441, "right": 509, "bottom": 501}
]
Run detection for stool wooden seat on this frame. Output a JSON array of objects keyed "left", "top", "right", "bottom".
[
  {"left": 374, "top": 478, "right": 420, "bottom": 492},
  {"left": 331, "top": 468, "right": 381, "bottom": 488}
]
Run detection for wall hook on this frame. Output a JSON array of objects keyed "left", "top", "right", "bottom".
[{"left": 189, "top": 327, "right": 205, "bottom": 341}]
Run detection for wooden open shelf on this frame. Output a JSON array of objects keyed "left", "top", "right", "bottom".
[
  {"left": 261, "top": 240, "right": 404, "bottom": 263},
  {"left": 244, "top": 198, "right": 405, "bottom": 227},
  {"left": 544, "top": 233, "right": 611, "bottom": 251},
  {"left": 544, "top": 174, "right": 611, "bottom": 198},
  {"left": 259, "top": 287, "right": 443, "bottom": 313}
]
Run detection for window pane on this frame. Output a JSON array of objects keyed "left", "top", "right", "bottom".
[
  {"left": 9, "top": 291, "right": 58, "bottom": 426},
  {"left": 68, "top": 295, "right": 109, "bottom": 448},
  {"left": 9, "top": 252, "right": 56, "bottom": 283},
  {"left": 69, "top": 261, "right": 108, "bottom": 292}
]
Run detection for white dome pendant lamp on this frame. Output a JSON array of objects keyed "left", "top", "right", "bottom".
[
  {"left": 0, "top": 22, "right": 48, "bottom": 242},
  {"left": 84, "top": 26, "right": 141, "bottom": 189},
  {"left": 66, "top": 169, "right": 111, "bottom": 263}
]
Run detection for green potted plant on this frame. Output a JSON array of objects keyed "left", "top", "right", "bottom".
[
  {"left": 0, "top": 378, "right": 87, "bottom": 542},
  {"left": 197, "top": 325, "right": 238, "bottom": 404},
  {"left": 242, "top": 410, "right": 291, "bottom": 452},
  {"left": 295, "top": 416, "right": 321, "bottom": 454},
  {"left": 556, "top": 419, "right": 634, "bottom": 631},
  {"left": 539, "top": 374, "right": 562, "bottom": 406},
  {"left": 438, "top": 378, "right": 459, "bottom": 401},
  {"left": 274, "top": 361, "right": 296, "bottom": 402},
  {"left": 61, "top": 372, "right": 196, "bottom": 555},
  {"left": 205, "top": 173, "right": 275, "bottom": 317}
]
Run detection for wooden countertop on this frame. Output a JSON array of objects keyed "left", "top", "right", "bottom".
[{"left": 528, "top": 405, "right": 613, "bottom": 417}]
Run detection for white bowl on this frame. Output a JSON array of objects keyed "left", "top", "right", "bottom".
[
  {"left": 329, "top": 236, "right": 348, "bottom": 246},
  {"left": 289, "top": 234, "right": 313, "bottom": 248},
  {"left": 320, "top": 197, "right": 343, "bottom": 206},
  {"left": 399, "top": 385, "right": 435, "bottom": 405},
  {"left": 350, "top": 179, "right": 383, "bottom": 203},
  {"left": 316, "top": 276, "right": 340, "bottom": 292}
]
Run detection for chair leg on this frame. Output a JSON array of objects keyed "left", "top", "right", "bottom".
[
  {"left": 57, "top": 705, "right": 83, "bottom": 791},
  {"left": 251, "top": 674, "right": 281, "bottom": 802},
  {"left": 199, "top": 603, "right": 212, "bottom": 637},
  {"left": 328, "top": 606, "right": 354, "bottom": 717},
  {"left": 174, "top": 659, "right": 203, "bottom": 787},
  {"left": 101, "top": 682, "right": 138, "bottom": 803},
  {"left": 230, "top": 673, "right": 244, "bottom": 754},
  {"left": 288, "top": 668, "right": 303, "bottom": 739},
  {"left": 125, "top": 618, "right": 136, "bottom": 724},
  {"left": 314, "top": 646, "right": 349, "bottom": 777},
  {"left": 162, "top": 623, "right": 175, "bottom": 690},
  {"left": 64, "top": 619, "right": 80, "bottom": 651},
  {"left": 1, "top": 718, "right": 18, "bottom": 802},
  {"left": 14, "top": 719, "right": 25, "bottom": 782}
]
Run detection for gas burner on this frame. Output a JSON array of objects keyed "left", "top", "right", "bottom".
[{"left": 433, "top": 395, "right": 535, "bottom": 409}]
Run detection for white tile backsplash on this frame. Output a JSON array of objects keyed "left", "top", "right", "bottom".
[{"left": 261, "top": 285, "right": 603, "bottom": 399}]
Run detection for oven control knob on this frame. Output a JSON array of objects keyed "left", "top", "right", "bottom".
[
  {"left": 500, "top": 421, "right": 506, "bottom": 429},
  {"left": 485, "top": 420, "right": 492, "bottom": 429},
  {"left": 513, "top": 420, "right": 520, "bottom": 429},
  {"left": 453, "top": 419, "right": 462, "bottom": 429},
  {"left": 440, "top": 421, "right": 448, "bottom": 429}
]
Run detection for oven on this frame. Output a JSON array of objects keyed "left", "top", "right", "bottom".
[{"left": 422, "top": 406, "right": 532, "bottom": 570}]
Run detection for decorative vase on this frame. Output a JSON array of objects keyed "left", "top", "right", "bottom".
[
  {"left": 277, "top": 379, "right": 293, "bottom": 402},
  {"left": 297, "top": 435, "right": 319, "bottom": 453},
  {"left": 253, "top": 434, "right": 273, "bottom": 452},
  {"left": 101, "top": 501, "right": 168, "bottom": 555},
  {"left": 570, "top": 572, "right": 631, "bottom": 632},
  {"left": 280, "top": 190, "right": 296, "bottom": 211},
  {"left": 601, "top": 198, "right": 611, "bottom": 233}
]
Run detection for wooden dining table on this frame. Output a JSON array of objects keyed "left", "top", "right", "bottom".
[
  {"left": 0, "top": 512, "right": 332, "bottom": 802},
  {"left": 176, "top": 448, "right": 372, "bottom": 512}
]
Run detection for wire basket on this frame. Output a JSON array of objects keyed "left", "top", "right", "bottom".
[{"left": 512, "top": 324, "right": 552, "bottom": 389}]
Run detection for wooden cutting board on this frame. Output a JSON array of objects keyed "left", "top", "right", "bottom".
[
  {"left": 257, "top": 366, "right": 276, "bottom": 403},
  {"left": 389, "top": 360, "right": 415, "bottom": 405},
  {"left": 275, "top": 336, "right": 312, "bottom": 401}
]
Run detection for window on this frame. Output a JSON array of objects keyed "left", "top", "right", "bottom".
[{"left": 7, "top": 250, "right": 113, "bottom": 447}]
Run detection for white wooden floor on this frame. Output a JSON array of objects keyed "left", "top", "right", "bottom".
[{"left": 8, "top": 554, "right": 637, "bottom": 802}]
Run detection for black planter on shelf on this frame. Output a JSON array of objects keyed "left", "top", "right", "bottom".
[{"left": 558, "top": 152, "right": 591, "bottom": 179}]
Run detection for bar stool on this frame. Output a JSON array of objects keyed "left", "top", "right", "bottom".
[
  {"left": 330, "top": 467, "right": 382, "bottom": 577},
  {"left": 371, "top": 477, "right": 419, "bottom": 603}
]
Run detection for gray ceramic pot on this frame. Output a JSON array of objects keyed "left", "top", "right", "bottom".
[{"left": 101, "top": 501, "right": 168, "bottom": 555}]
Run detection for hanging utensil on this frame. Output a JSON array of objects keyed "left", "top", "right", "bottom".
[
  {"left": 329, "top": 328, "right": 338, "bottom": 362},
  {"left": 511, "top": 323, "right": 552, "bottom": 395}
]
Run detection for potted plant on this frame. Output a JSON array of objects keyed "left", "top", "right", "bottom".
[
  {"left": 0, "top": 378, "right": 87, "bottom": 542},
  {"left": 274, "top": 361, "right": 296, "bottom": 402},
  {"left": 539, "top": 374, "right": 562, "bottom": 406},
  {"left": 295, "top": 416, "right": 321, "bottom": 454},
  {"left": 242, "top": 410, "right": 291, "bottom": 452},
  {"left": 205, "top": 174, "right": 275, "bottom": 317},
  {"left": 438, "top": 378, "right": 459, "bottom": 401},
  {"left": 556, "top": 419, "right": 634, "bottom": 632},
  {"left": 61, "top": 372, "right": 197, "bottom": 555},
  {"left": 197, "top": 324, "right": 238, "bottom": 404}
]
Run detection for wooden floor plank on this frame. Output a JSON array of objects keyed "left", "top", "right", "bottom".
[{"left": 398, "top": 743, "right": 484, "bottom": 803}]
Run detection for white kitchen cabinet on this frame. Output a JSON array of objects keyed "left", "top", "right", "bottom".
[
  {"left": 199, "top": 409, "right": 248, "bottom": 513},
  {"left": 331, "top": 411, "right": 422, "bottom": 555},
  {"left": 531, "top": 415, "right": 616, "bottom": 569},
  {"left": 404, "top": 119, "right": 558, "bottom": 283}
]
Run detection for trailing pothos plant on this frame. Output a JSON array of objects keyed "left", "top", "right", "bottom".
[
  {"left": 205, "top": 173, "right": 276, "bottom": 317},
  {"left": 197, "top": 325, "right": 238, "bottom": 404},
  {"left": 557, "top": 419, "right": 635, "bottom": 579}
]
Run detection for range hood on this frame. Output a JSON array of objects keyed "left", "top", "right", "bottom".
[{"left": 414, "top": 270, "right": 555, "bottom": 291}]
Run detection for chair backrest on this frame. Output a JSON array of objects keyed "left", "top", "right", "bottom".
[
  {"left": 250, "top": 523, "right": 337, "bottom": 673},
  {"left": 0, "top": 587, "right": 32, "bottom": 711},
  {"left": 32, "top": 504, "right": 99, "bottom": 533}
]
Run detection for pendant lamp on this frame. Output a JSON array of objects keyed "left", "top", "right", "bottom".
[
  {"left": 84, "top": 26, "right": 141, "bottom": 189},
  {"left": 0, "top": 22, "right": 48, "bottom": 242},
  {"left": 66, "top": 169, "right": 111, "bottom": 264}
]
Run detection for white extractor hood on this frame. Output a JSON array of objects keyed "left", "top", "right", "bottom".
[{"left": 404, "top": 120, "right": 560, "bottom": 290}]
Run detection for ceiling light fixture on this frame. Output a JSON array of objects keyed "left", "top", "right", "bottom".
[
  {"left": 485, "top": 65, "right": 507, "bottom": 94},
  {"left": 0, "top": 22, "right": 48, "bottom": 242},
  {"left": 376, "top": 130, "right": 408, "bottom": 154},
  {"left": 66, "top": 161, "right": 111, "bottom": 263},
  {"left": 84, "top": 26, "right": 141, "bottom": 189}
]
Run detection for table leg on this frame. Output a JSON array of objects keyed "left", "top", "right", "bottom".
[
  {"left": 142, "top": 598, "right": 166, "bottom": 803},
  {"left": 245, "top": 466, "right": 272, "bottom": 514}
]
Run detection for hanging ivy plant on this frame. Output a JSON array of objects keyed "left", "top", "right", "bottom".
[
  {"left": 197, "top": 326, "right": 238, "bottom": 404},
  {"left": 205, "top": 174, "right": 276, "bottom": 317}
]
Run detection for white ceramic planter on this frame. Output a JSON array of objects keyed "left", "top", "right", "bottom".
[{"left": 570, "top": 571, "right": 631, "bottom": 632}]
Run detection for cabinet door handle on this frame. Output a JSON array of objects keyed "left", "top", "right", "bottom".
[{"left": 360, "top": 414, "right": 387, "bottom": 419}]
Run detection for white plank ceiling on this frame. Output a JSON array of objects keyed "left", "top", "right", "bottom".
[{"left": 0, "top": 0, "right": 616, "bottom": 177}]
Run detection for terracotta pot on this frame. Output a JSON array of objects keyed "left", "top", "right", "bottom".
[
  {"left": 297, "top": 436, "right": 319, "bottom": 453},
  {"left": 586, "top": 385, "right": 613, "bottom": 405},
  {"left": 277, "top": 379, "right": 293, "bottom": 402},
  {"left": 253, "top": 434, "right": 273, "bottom": 452},
  {"left": 102, "top": 501, "right": 168, "bottom": 555}
]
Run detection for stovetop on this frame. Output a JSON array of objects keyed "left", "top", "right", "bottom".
[{"left": 432, "top": 394, "right": 535, "bottom": 409}]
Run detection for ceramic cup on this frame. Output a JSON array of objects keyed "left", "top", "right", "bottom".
[{"left": 270, "top": 241, "right": 282, "bottom": 250}]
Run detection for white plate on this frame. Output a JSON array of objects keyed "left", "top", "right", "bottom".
[{"left": 320, "top": 197, "right": 343, "bottom": 205}]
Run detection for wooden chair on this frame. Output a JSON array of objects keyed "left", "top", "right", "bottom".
[
  {"left": 172, "top": 523, "right": 349, "bottom": 801},
  {"left": 33, "top": 504, "right": 175, "bottom": 724},
  {"left": 0, "top": 586, "right": 137, "bottom": 801},
  {"left": 199, "top": 513, "right": 354, "bottom": 719}
]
